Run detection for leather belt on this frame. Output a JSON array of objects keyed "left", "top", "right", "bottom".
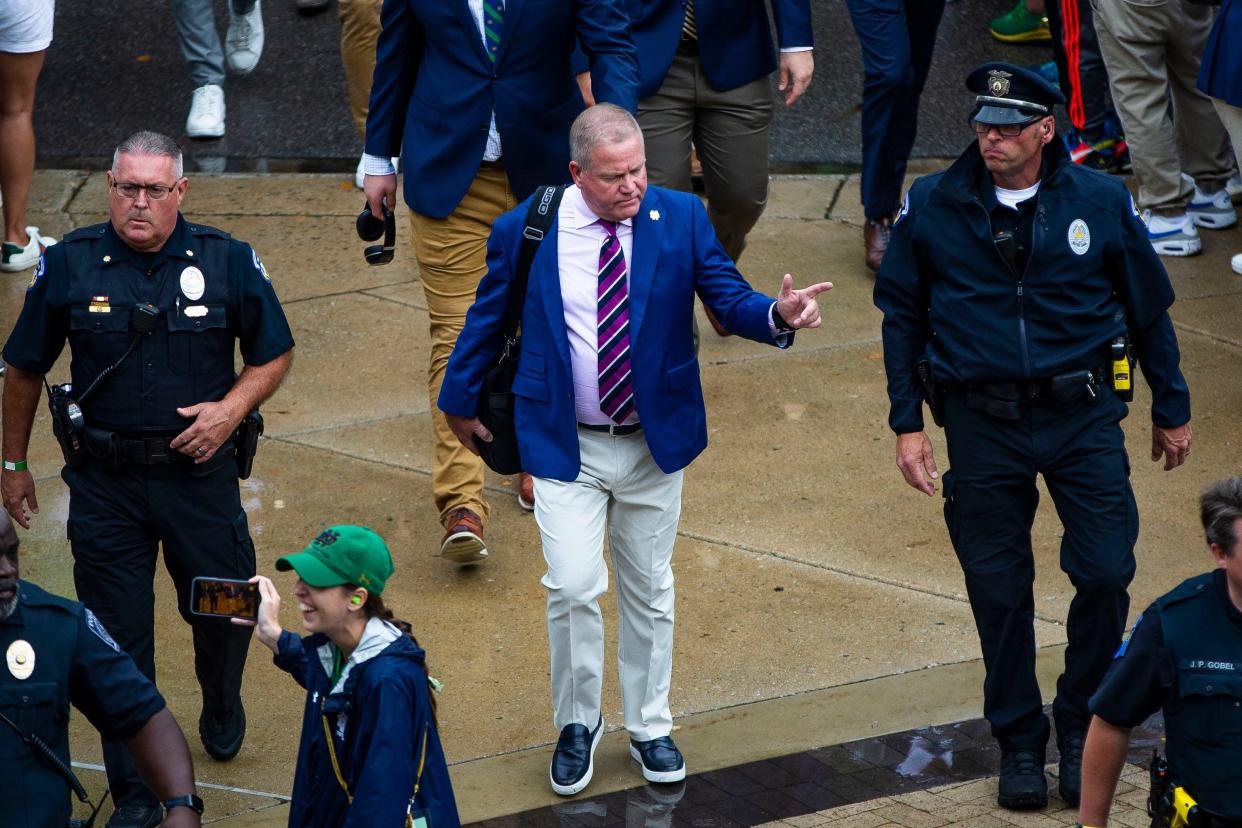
[
  {"left": 479, "top": 158, "right": 504, "bottom": 170},
  {"left": 578, "top": 422, "right": 642, "bottom": 436},
  {"left": 116, "top": 436, "right": 180, "bottom": 465}
]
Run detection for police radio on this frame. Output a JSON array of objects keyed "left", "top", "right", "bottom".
[
  {"left": 1110, "top": 334, "right": 1133, "bottom": 402},
  {"left": 45, "top": 304, "right": 161, "bottom": 466}
]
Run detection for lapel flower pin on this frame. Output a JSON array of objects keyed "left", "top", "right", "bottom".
[{"left": 649, "top": 209, "right": 660, "bottom": 221}]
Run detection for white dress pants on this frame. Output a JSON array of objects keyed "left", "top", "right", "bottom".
[{"left": 534, "top": 427, "right": 683, "bottom": 742}]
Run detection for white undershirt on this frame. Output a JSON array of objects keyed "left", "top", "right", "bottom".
[{"left": 994, "top": 181, "right": 1041, "bottom": 211}]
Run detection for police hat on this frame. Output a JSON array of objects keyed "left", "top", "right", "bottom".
[{"left": 966, "top": 61, "right": 1066, "bottom": 126}]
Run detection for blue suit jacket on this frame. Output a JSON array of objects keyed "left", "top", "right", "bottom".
[
  {"left": 365, "top": 0, "right": 639, "bottom": 219},
  {"left": 438, "top": 185, "right": 791, "bottom": 480},
  {"left": 620, "top": 0, "right": 812, "bottom": 98}
]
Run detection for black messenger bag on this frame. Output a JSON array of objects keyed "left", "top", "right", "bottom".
[{"left": 475, "top": 184, "right": 565, "bottom": 474}]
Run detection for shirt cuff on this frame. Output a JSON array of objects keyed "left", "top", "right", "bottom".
[
  {"left": 362, "top": 153, "right": 397, "bottom": 176},
  {"left": 768, "top": 301, "right": 793, "bottom": 345},
  {"left": 780, "top": 46, "right": 813, "bottom": 53}
]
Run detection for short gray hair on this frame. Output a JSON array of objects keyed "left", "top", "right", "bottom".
[
  {"left": 113, "top": 131, "right": 184, "bottom": 180},
  {"left": 569, "top": 103, "right": 642, "bottom": 171},
  {"left": 1201, "top": 477, "right": 1242, "bottom": 555}
]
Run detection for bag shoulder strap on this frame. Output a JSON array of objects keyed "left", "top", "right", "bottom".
[{"left": 500, "top": 185, "right": 566, "bottom": 342}]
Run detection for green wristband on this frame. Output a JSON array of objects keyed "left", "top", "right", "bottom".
[{"left": 3, "top": 460, "right": 28, "bottom": 472}]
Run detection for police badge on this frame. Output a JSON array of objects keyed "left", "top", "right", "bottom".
[{"left": 988, "top": 70, "right": 1012, "bottom": 98}]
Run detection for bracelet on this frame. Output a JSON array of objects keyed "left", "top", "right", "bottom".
[{"left": 3, "top": 460, "right": 27, "bottom": 472}]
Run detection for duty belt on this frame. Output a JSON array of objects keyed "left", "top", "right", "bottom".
[
  {"left": 965, "top": 367, "right": 1107, "bottom": 403},
  {"left": 115, "top": 435, "right": 180, "bottom": 465}
]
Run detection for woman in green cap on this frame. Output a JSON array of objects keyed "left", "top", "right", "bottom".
[{"left": 241, "top": 525, "right": 460, "bottom": 827}]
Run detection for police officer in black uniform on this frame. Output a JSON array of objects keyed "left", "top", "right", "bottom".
[
  {"left": 874, "top": 63, "right": 1192, "bottom": 810},
  {"left": 1079, "top": 477, "right": 1242, "bottom": 827},
  {"left": 0, "top": 131, "right": 294, "bottom": 828},
  {"left": 0, "top": 513, "right": 203, "bottom": 828}
]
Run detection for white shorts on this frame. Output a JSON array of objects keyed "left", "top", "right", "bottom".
[{"left": 0, "top": 0, "right": 54, "bottom": 54}]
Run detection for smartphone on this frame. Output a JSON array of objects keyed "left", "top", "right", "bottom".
[{"left": 190, "top": 577, "right": 259, "bottom": 620}]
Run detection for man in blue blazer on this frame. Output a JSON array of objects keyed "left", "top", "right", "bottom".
[
  {"left": 438, "top": 105, "right": 831, "bottom": 795},
  {"left": 582, "top": 0, "right": 813, "bottom": 334},
  {"left": 362, "top": 0, "right": 639, "bottom": 566}
]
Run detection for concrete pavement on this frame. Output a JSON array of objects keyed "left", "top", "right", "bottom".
[{"left": 6, "top": 167, "right": 1241, "bottom": 824}]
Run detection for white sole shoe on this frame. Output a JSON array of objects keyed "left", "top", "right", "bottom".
[
  {"left": 629, "top": 743, "right": 687, "bottom": 783},
  {"left": 1, "top": 227, "right": 56, "bottom": 272},
  {"left": 550, "top": 719, "right": 604, "bottom": 797},
  {"left": 226, "top": 0, "right": 264, "bottom": 74},
  {"left": 186, "top": 84, "right": 226, "bottom": 138}
]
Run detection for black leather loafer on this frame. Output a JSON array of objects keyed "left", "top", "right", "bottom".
[
  {"left": 629, "top": 735, "right": 686, "bottom": 783},
  {"left": 549, "top": 716, "right": 603, "bottom": 796}
]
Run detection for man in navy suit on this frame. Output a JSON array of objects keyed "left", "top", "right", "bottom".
[
  {"left": 362, "top": 0, "right": 639, "bottom": 565},
  {"left": 587, "top": 0, "right": 813, "bottom": 334},
  {"left": 438, "top": 104, "right": 832, "bottom": 795}
]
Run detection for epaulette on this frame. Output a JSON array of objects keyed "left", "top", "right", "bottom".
[
  {"left": 1155, "top": 572, "right": 1215, "bottom": 611},
  {"left": 16, "top": 581, "right": 81, "bottom": 617},
  {"left": 60, "top": 223, "right": 109, "bottom": 244},
  {"left": 186, "top": 223, "right": 232, "bottom": 240}
]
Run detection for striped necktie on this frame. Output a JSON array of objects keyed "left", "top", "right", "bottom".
[
  {"left": 596, "top": 220, "right": 635, "bottom": 424},
  {"left": 483, "top": 0, "right": 503, "bottom": 62},
  {"left": 682, "top": 0, "right": 697, "bottom": 39}
]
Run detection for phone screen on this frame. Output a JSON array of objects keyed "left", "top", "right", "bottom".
[{"left": 190, "top": 577, "right": 258, "bottom": 620}]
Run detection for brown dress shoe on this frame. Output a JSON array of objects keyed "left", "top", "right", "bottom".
[
  {"left": 441, "top": 507, "right": 488, "bottom": 563},
  {"left": 517, "top": 472, "right": 535, "bottom": 511},
  {"left": 864, "top": 218, "right": 893, "bottom": 273}
]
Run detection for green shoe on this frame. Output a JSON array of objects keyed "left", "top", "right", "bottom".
[{"left": 990, "top": 1, "right": 1051, "bottom": 42}]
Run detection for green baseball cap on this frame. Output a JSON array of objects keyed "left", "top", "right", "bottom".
[{"left": 275, "top": 525, "right": 394, "bottom": 595}]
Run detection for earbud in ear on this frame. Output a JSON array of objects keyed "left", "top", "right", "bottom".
[{"left": 351, "top": 595, "right": 363, "bottom": 606}]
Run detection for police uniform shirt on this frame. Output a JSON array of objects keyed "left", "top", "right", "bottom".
[
  {"left": 2, "top": 215, "right": 294, "bottom": 432},
  {"left": 1089, "top": 570, "right": 1242, "bottom": 819},
  {"left": 1, "top": 581, "right": 166, "bottom": 828},
  {"left": 874, "top": 139, "right": 1191, "bottom": 435}
]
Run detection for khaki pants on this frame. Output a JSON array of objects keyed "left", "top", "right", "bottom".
[
  {"left": 1213, "top": 98, "right": 1242, "bottom": 155},
  {"left": 409, "top": 167, "right": 517, "bottom": 527},
  {"left": 638, "top": 42, "right": 774, "bottom": 263},
  {"left": 339, "top": 0, "right": 383, "bottom": 139},
  {"left": 1091, "top": 0, "right": 1232, "bottom": 213}
]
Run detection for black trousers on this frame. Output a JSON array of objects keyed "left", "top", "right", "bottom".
[
  {"left": 941, "top": 389, "right": 1136, "bottom": 751},
  {"left": 64, "top": 455, "right": 255, "bottom": 808}
]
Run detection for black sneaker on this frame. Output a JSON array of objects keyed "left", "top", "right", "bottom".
[
  {"left": 549, "top": 717, "right": 603, "bottom": 796},
  {"left": 105, "top": 803, "right": 162, "bottom": 828},
  {"left": 998, "top": 748, "right": 1048, "bottom": 810},
  {"left": 199, "top": 700, "right": 246, "bottom": 761},
  {"left": 1057, "top": 732, "right": 1084, "bottom": 805}
]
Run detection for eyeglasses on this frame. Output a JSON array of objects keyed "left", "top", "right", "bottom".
[
  {"left": 111, "top": 181, "right": 179, "bottom": 200},
  {"left": 971, "top": 120, "right": 1036, "bottom": 138}
]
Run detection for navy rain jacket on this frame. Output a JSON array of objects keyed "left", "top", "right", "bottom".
[{"left": 275, "top": 623, "right": 460, "bottom": 827}]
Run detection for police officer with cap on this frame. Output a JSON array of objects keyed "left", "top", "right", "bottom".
[
  {"left": 1078, "top": 477, "right": 1242, "bottom": 827},
  {"left": 0, "top": 511, "right": 203, "bottom": 828},
  {"left": 0, "top": 130, "right": 294, "bottom": 828},
  {"left": 874, "top": 62, "right": 1192, "bottom": 810}
]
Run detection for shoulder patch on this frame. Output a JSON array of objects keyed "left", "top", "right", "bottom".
[
  {"left": 26, "top": 254, "right": 45, "bottom": 291},
  {"left": 84, "top": 608, "right": 121, "bottom": 652},
  {"left": 251, "top": 248, "right": 271, "bottom": 283},
  {"left": 894, "top": 191, "right": 911, "bottom": 225},
  {"left": 1113, "top": 612, "right": 1143, "bottom": 659}
]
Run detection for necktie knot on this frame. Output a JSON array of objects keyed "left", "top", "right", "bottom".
[{"left": 597, "top": 219, "right": 618, "bottom": 238}]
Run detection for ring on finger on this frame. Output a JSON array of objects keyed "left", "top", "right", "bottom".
[{"left": 196, "top": 447, "right": 207, "bottom": 456}]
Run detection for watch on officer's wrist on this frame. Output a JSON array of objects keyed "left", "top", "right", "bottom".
[{"left": 164, "top": 794, "right": 204, "bottom": 815}]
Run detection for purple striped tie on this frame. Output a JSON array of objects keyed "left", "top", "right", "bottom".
[{"left": 596, "top": 219, "right": 634, "bottom": 424}]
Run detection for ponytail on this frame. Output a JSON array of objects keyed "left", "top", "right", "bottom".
[{"left": 363, "top": 593, "right": 438, "bottom": 723}]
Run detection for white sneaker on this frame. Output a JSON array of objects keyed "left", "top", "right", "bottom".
[
  {"left": 225, "top": 0, "right": 264, "bottom": 75},
  {"left": 1232, "top": 252, "right": 1242, "bottom": 276},
  {"left": 1227, "top": 174, "right": 1241, "bottom": 204},
  {"left": 186, "top": 84, "right": 226, "bottom": 138},
  {"left": 354, "top": 155, "right": 401, "bottom": 190},
  {"left": 1143, "top": 211, "right": 1202, "bottom": 257},
  {"left": 1187, "top": 185, "right": 1238, "bottom": 229},
  {"left": 1, "top": 227, "right": 57, "bottom": 273}
]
